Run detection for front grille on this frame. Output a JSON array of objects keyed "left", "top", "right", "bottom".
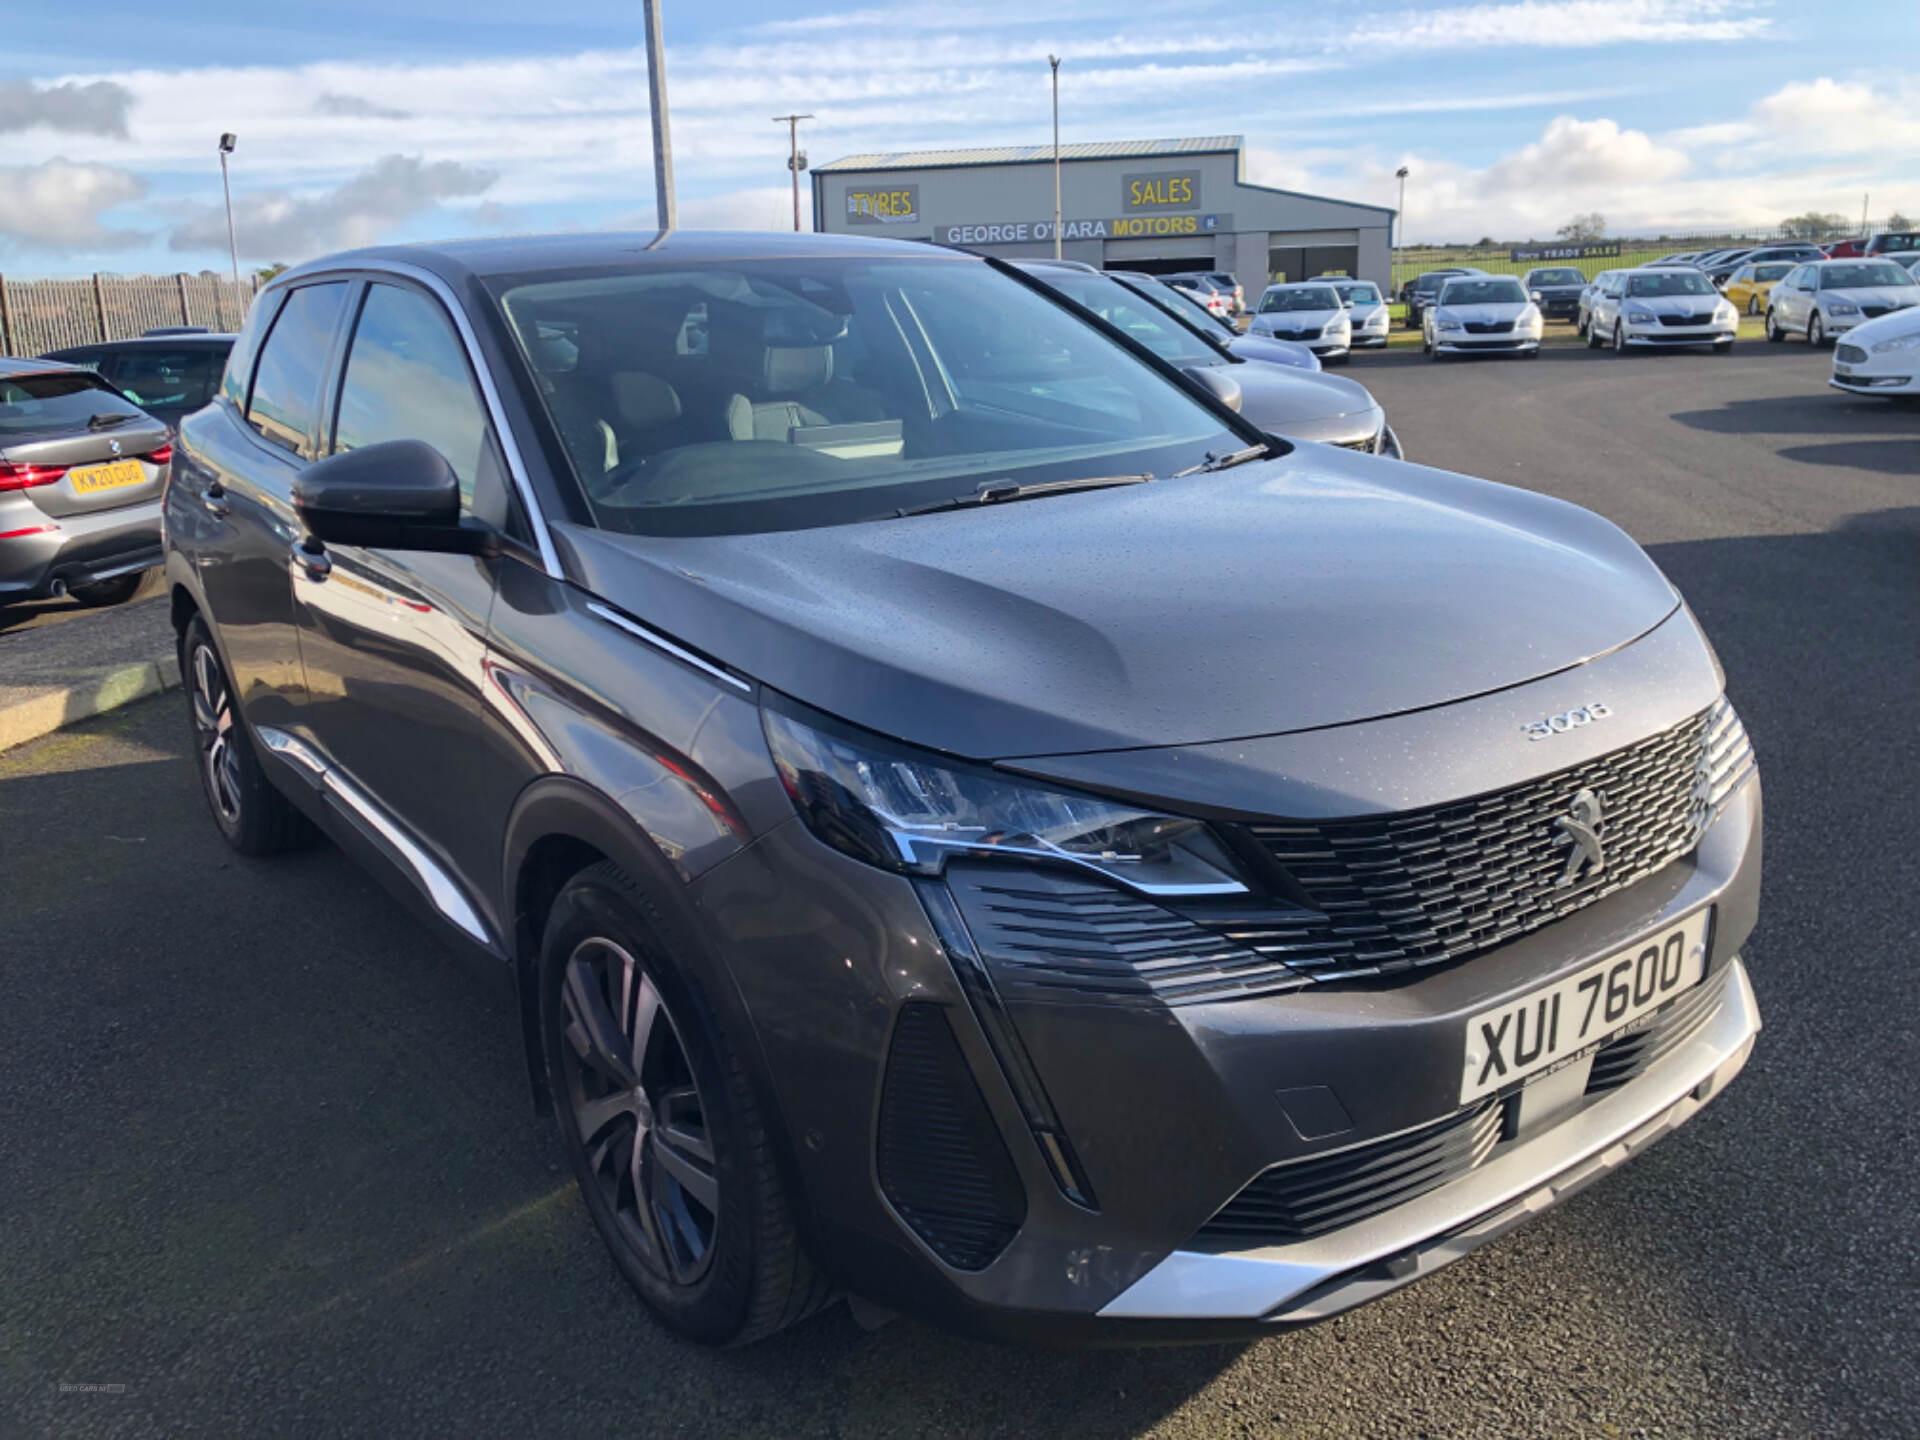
[
  {"left": 1463, "top": 319, "right": 1515, "bottom": 334},
  {"left": 1860, "top": 304, "right": 1904, "bottom": 319},
  {"left": 1836, "top": 343, "right": 1868, "bottom": 364},
  {"left": 1585, "top": 971, "right": 1726, "bottom": 1095},
  {"left": 1659, "top": 312, "right": 1717, "bottom": 326},
  {"left": 876, "top": 1003, "right": 1026, "bottom": 1270},
  {"left": 1235, "top": 698, "right": 1752, "bottom": 984},
  {"left": 1270, "top": 324, "right": 1323, "bottom": 340},
  {"left": 1197, "top": 1102, "right": 1503, "bottom": 1246}
]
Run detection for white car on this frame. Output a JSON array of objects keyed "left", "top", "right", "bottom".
[
  {"left": 1422, "top": 275, "right": 1542, "bottom": 360},
  {"left": 1765, "top": 259, "right": 1920, "bottom": 347},
  {"left": 1829, "top": 306, "right": 1920, "bottom": 399},
  {"left": 1319, "top": 277, "right": 1391, "bottom": 348},
  {"left": 1576, "top": 269, "right": 1622, "bottom": 337},
  {"left": 1248, "top": 283, "right": 1352, "bottom": 363},
  {"left": 1586, "top": 268, "right": 1737, "bottom": 354}
]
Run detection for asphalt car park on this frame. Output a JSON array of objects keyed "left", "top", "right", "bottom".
[{"left": 3, "top": 335, "right": 1914, "bottom": 1438}]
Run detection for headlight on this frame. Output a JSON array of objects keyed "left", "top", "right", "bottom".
[
  {"left": 1828, "top": 302, "right": 1860, "bottom": 315},
  {"left": 1715, "top": 302, "right": 1736, "bottom": 322},
  {"left": 1872, "top": 332, "right": 1920, "bottom": 353},
  {"left": 1626, "top": 308, "right": 1657, "bottom": 324},
  {"left": 762, "top": 704, "right": 1249, "bottom": 896},
  {"left": 1434, "top": 310, "right": 1462, "bottom": 331},
  {"left": 1529, "top": 291, "right": 1543, "bottom": 302},
  {"left": 1519, "top": 306, "right": 1542, "bottom": 328}
]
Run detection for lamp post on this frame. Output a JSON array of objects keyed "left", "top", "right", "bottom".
[
  {"left": 1394, "top": 165, "right": 1409, "bottom": 293},
  {"left": 774, "top": 114, "right": 813, "bottom": 232},
  {"left": 218, "top": 133, "right": 242, "bottom": 307},
  {"left": 1048, "top": 55, "right": 1062, "bottom": 260},
  {"left": 642, "top": 0, "right": 677, "bottom": 231}
]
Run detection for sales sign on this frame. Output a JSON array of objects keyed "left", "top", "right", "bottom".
[
  {"left": 1122, "top": 170, "right": 1202, "bottom": 213},
  {"left": 1508, "top": 241, "right": 1623, "bottom": 262}
]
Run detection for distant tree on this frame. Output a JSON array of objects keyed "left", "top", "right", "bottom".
[
  {"left": 1887, "top": 211, "right": 1913, "bottom": 232},
  {"left": 1475, "top": 235, "right": 1495, "bottom": 247},
  {"left": 1779, "top": 211, "right": 1850, "bottom": 240},
  {"left": 1556, "top": 213, "right": 1606, "bottom": 242},
  {"left": 253, "top": 263, "right": 289, "bottom": 282}
]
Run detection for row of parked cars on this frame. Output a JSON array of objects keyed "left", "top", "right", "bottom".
[{"left": 0, "top": 328, "right": 234, "bottom": 608}]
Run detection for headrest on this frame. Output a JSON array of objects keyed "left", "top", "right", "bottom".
[
  {"left": 609, "top": 372, "right": 681, "bottom": 429},
  {"left": 762, "top": 344, "right": 832, "bottom": 394}
]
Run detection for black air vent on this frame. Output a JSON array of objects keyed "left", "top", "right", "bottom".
[{"left": 876, "top": 1003, "right": 1025, "bottom": 1271}]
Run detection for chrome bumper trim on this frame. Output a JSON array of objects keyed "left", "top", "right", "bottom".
[{"left": 1099, "top": 956, "right": 1759, "bottom": 1320}]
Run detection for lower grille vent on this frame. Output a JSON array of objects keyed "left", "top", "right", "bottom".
[
  {"left": 1197, "top": 1101, "right": 1502, "bottom": 1246},
  {"left": 876, "top": 1003, "right": 1025, "bottom": 1271},
  {"left": 1585, "top": 972, "right": 1726, "bottom": 1095}
]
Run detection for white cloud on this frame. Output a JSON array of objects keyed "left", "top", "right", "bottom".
[
  {"left": 0, "top": 79, "right": 133, "bottom": 138},
  {"left": 1747, "top": 77, "right": 1920, "bottom": 156},
  {"left": 167, "top": 154, "right": 496, "bottom": 261},
  {"left": 314, "top": 93, "right": 413, "bottom": 121},
  {"left": 1349, "top": 0, "right": 1773, "bottom": 52},
  {"left": 0, "top": 159, "right": 146, "bottom": 247}
]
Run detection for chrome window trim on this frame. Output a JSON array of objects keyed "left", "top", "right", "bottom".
[
  {"left": 257, "top": 725, "right": 492, "bottom": 945},
  {"left": 336, "top": 258, "right": 563, "bottom": 578},
  {"left": 587, "top": 601, "right": 753, "bottom": 694}
]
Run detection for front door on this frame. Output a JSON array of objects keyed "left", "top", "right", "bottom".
[{"left": 289, "top": 278, "right": 519, "bottom": 915}]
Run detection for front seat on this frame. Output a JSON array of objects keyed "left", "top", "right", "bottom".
[{"left": 711, "top": 305, "right": 882, "bottom": 442}]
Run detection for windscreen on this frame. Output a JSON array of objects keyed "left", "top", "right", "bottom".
[
  {"left": 1529, "top": 269, "right": 1584, "bottom": 286},
  {"left": 1821, "top": 262, "right": 1915, "bottom": 289},
  {"left": 1440, "top": 278, "right": 1528, "bottom": 305},
  {"left": 1333, "top": 282, "right": 1381, "bottom": 303},
  {"left": 1626, "top": 271, "right": 1716, "bottom": 297},
  {"left": 1754, "top": 264, "right": 1794, "bottom": 282},
  {"left": 0, "top": 371, "right": 144, "bottom": 436},
  {"left": 1876, "top": 234, "right": 1919, "bottom": 253},
  {"left": 1259, "top": 287, "right": 1340, "bottom": 313},
  {"left": 1031, "top": 270, "right": 1217, "bottom": 367},
  {"left": 495, "top": 257, "right": 1237, "bottom": 538}
]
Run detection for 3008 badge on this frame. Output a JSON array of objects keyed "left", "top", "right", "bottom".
[{"left": 1521, "top": 701, "right": 1611, "bottom": 741}]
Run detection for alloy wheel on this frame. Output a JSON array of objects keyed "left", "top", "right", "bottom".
[
  {"left": 559, "top": 937, "right": 719, "bottom": 1286},
  {"left": 189, "top": 642, "right": 243, "bottom": 826},
  {"left": 1809, "top": 314, "right": 1824, "bottom": 347},
  {"left": 1613, "top": 323, "right": 1625, "bottom": 352}
]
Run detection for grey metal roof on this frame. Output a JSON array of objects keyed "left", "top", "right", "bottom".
[{"left": 815, "top": 136, "right": 1242, "bottom": 174}]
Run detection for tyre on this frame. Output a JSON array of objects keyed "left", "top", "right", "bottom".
[
  {"left": 542, "top": 861, "right": 829, "bottom": 1347},
  {"left": 1612, "top": 323, "right": 1627, "bottom": 354},
  {"left": 1808, "top": 313, "right": 1826, "bottom": 348},
  {"left": 1586, "top": 321, "right": 1602, "bottom": 350},
  {"left": 68, "top": 572, "right": 144, "bottom": 607},
  {"left": 181, "top": 616, "right": 314, "bottom": 855},
  {"left": 1747, "top": 294, "right": 1761, "bottom": 316},
  {"left": 1766, "top": 309, "right": 1784, "bottom": 343}
]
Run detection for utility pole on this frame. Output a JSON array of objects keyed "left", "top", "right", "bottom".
[
  {"left": 218, "top": 133, "right": 242, "bottom": 301},
  {"left": 1395, "top": 165, "right": 1409, "bottom": 294},
  {"left": 774, "top": 114, "right": 813, "bottom": 231},
  {"left": 1048, "top": 56, "right": 1062, "bottom": 259},
  {"left": 1861, "top": 192, "right": 1870, "bottom": 235},
  {"left": 642, "top": 0, "right": 677, "bottom": 231}
]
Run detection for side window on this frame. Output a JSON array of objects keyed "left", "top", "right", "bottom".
[
  {"left": 331, "top": 282, "right": 496, "bottom": 516},
  {"left": 112, "top": 349, "right": 223, "bottom": 412},
  {"left": 246, "top": 283, "right": 349, "bottom": 455}
]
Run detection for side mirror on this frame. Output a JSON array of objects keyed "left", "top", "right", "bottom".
[
  {"left": 292, "top": 439, "right": 495, "bottom": 554},
  {"left": 1182, "top": 364, "right": 1243, "bottom": 413}
]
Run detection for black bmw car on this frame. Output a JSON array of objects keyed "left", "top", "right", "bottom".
[{"left": 162, "top": 231, "right": 1761, "bottom": 1347}]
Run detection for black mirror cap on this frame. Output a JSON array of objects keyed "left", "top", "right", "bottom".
[
  {"left": 293, "top": 439, "right": 495, "bottom": 555},
  {"left": 1181, "top": 364, "right": 1243, "bottom": 414}
]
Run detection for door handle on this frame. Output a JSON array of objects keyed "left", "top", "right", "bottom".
[
  {"left": 291, "top": 537, "right": 332, "bottom": 581},
  {"left": 203, "top": 481, "right": 229, "bottom": 517}
]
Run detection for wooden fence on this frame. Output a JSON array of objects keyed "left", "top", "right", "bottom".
[{"left": 0, "top": 274, "right": 261, "bottom": 357}]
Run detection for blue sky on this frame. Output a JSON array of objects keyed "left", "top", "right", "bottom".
[{"left": 4, "top": 0, "right": 1917, "bottom": 276}]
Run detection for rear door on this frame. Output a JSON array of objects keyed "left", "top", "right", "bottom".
[
  {"left": 190, "top": 280, "right": 353, "bottom": 730},
  {"left": 289, "top": 276, "right": 522, "bottom": 904}
]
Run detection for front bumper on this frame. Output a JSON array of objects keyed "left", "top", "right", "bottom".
[
  {"left": 1830, "top": 367, "right": 1918, "bottom": 394},
  {"left": 1433, "top": 334, "right": 1540, "bottom": 355},
  {"left": 1621, "top": 321, "right": 1736, "bottom": 347},
  {"left": 0, "top": 495, "right": 163, "bottom": 600}
]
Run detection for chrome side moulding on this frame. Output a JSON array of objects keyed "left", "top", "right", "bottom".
[
  {"left": 1099, "top": 957, "right": 1761, "bottom": 1321},
  {"left": 256, "top": 725, "right": 492, "bottom": 945},
  {"left": 587, "top": 601, "right": 753, "bottom": 695}
]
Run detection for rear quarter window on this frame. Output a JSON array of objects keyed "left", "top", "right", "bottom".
[{"left": 245, "top": 283, "right": 350, "bottom": 455}]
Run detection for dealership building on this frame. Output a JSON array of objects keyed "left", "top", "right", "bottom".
[{"left": 812, "top": 136, "right": 1395, "bottom": 290}]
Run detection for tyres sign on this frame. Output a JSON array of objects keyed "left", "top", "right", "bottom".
[{"left": 845, "top": 186, "right": 919, "bottom": 225}]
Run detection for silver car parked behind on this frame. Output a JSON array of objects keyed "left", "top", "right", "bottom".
[
  {"left": 1586, "top": 268, "right": 1737, "bottom": 354},
  {"left": 1249, "top": 283, "right": 1352, "bottom": 363},
  {"left": 1422, "top": 275, "right": 1543, "bottom": 360},
  {"left": 1765, "top": 259, "right": 1920, "bottom": 347},
  {"left": 0, "top": 357, "right": 173, "bottom": 607}
]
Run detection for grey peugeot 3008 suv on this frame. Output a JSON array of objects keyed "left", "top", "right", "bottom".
[{"left": 164, "top": 232, "right": 1761, "bottom": 1348}]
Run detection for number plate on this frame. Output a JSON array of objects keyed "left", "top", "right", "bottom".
[
  {"left": 1460, "top": 910, "right": 1710, "bottom": 1104},
  {"left": 68, "top": 459, "right": 146, "bottom": 494}
]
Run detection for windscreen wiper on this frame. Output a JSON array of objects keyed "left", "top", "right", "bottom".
[
  {"left": 1173, "top": 442, "right": 1274, "bottom": 477},
  {"left": 87, "top": 412, "right": 139, "bottom": 430},
  {"left": 884, "top": 472, "right": 1154, "bottom": 519}
]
